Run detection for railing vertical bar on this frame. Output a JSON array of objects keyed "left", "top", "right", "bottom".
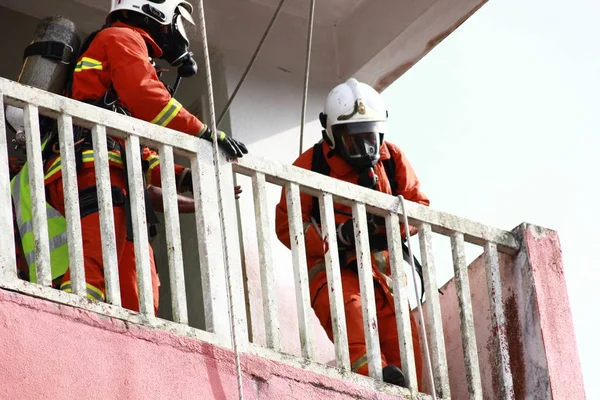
[
  {"left": 351, "top": 202, "right": 382, "bottom": 381},
  {"left": 318, "top": 192, "right": 350, "bottom": 371},
  {"left": 191, "top": 153, "right": 231, "bottom": 341},
  {"left": 159, "top": 144, "right": 188, "bottom": 324},
  {"left": 284, "top": 182, "right": 314, "bottom": 359},
  {"left": 57, "top": 114, "right": 85, "bottom": 297},
  {"left": 385, "top": 212, "right": 417, "bottom": 390},
  {"left": 0, "top": 96, "right": 16, "bottom": 281},
  {"left": 91, "top": 124, "right": 120, "bottom": 306},
  {"left": 484, "top": 241, "right": 515, "bottom": 400},
  {"left": 418, "top": 222, "right": 450, "bottom": 398},
  {"left": 124, "top": 135, "right": 153, "bottom": 315},
  {"left": 252, "top": 171, "right": 280, "bottom": 350},
  {"left": 451, "top": 232, "right": 483, "bottom": 399},
  {"left": 23, "top": 104, "right": 51, "bottom": 286}
]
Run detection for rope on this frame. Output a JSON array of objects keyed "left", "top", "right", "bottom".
[
  {"left": 298, "top": 0, "right": 316, "bottom": 157},
  {"left": 398, "top": 195, "right": 437, "bottom": 399},
  {"left": 196, "top": 1, "right": 244, "bottom": 399},
  {"left": 217, "top": 0, "right": 286, "bottom": 128}
]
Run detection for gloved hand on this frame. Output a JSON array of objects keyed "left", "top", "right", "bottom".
[
  {"left": 201, "top": 128, "right": 248, "bottom": 159},
  {"left": 336, "top": 214, "right": 386, "bottom": 248}
]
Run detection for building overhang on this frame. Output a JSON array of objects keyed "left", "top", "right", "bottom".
[{"left": 0, "top": 0, "right": 486, "bottom": 90}]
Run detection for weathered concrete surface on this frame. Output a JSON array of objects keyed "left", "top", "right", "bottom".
[
  {"left": 0, "top": 288, "right": 408, "bottom": 400},
  {"left": 415, "top": 223, "right": 585, "bottom": 399},
  {"left": 517, "top": 224, "right": 586, "bottom": 400}
]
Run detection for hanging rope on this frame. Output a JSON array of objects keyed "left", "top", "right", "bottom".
[
  {"left": 196, "top": 1, "right": 245, "bottom": 399},
  {"left": 217, "top": 0, "right": 286, "bottom": 128},
  {"left": 398, "top": 195, "right": 437, "bottom": 399},
  {"left": 298, "top": 0, "right": 316, "bottom": 157}
]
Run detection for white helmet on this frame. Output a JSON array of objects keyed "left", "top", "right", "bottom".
[
  {"left": 110, "top": 0, "right": 194, "bottom": 27},
  {"left": 109, "top": 0, "right": 196, "bottom": 66},
  {"left": 319, "top": 78, "right": 388, "bottom": 169}
]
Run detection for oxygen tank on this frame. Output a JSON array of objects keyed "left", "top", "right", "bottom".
[{"left": 5, "top": 15, "right": 80, "bottom": 158}]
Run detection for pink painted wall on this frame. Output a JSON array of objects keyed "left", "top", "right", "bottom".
[
  {"left": 521, "top": 225, "right": 586, "bottom": 399},
  {"left": 0, "top": 288, "right": 403, "bottom": 400},
  {"left": 415, "top": 223, "right": 585, "bottom": 399}
]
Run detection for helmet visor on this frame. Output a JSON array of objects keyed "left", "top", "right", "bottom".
[
  {"left": 175, "top": 5, "right": 197, "bottom": 45},
  {"left": 332, "top": 121, "right": 384, "bottom": 161}
]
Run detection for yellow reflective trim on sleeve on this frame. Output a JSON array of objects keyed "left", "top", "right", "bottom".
[
  {"left": 150, "top": 98, "right": 182, "bottom": 127},
  {"left": 60, "top": 280, "right": 106, "bottom": 302},
  {"left": 219, "top": 131, "right": 226, "bottom": 141},
  {"left": 74, "top": 57, "right": 103, "bottom": 72},
  {"left": 145, "top": 154, "right": 160, "bottom": 182},
  {"left": 351, "top": 354, "right": 369, "bottom": 373},
  {"left": 107, "top": 151, "right": 124, "bottom": 166},
  {"left": 44, "top": 159, "right": 63, "bottom": 180}
]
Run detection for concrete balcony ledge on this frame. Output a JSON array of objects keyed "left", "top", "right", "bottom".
[{"left": 0, "top": 287, "right": 419, "bottom": 400}]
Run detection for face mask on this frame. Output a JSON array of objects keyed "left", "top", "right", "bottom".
[
  {"left": 332, "top": 121, "right": 386, "bottom": 170},
  {"left": 156, "top": 5, "right": 197, "bottom": 77}
]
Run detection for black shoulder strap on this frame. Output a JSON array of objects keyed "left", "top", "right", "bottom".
[
  {"left": 310, "top": 142, "right": 330, "bottom": 224},
  {"left": 311, "top": 141, "right": 330, "bottom": 175},
  {"left": 382, "top": 157, "right": 398, "bottom": 195}
]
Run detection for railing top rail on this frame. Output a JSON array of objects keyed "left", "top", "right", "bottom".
[
  {"left": 235, "top": 155, "right": 519, "bottom": 254},
  {"left": 0, "top": 77, "right": 200, "bottom": 155},
  {"left": 0, "top": 76, "right": 519, "bottom": 254}
]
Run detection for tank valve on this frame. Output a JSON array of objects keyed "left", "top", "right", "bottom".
[{"left": 12, "top": 131, "right": 26, "bottom": 150}]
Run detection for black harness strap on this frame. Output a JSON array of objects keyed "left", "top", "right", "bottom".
[
  {"left": 78, "top": 185, "right": 127, "bottom": 219},
  {"left": 382, "top": 157, "right": 398, "bottom": 196},
  {"left": 309, "top": 143, "right": 329, "bottom": 225}
]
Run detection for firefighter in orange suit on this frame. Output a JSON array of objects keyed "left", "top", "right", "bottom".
[
  {"left": 275, "top": 78, "right": 429, "bottom": 388},
  {"left": 43, "top": 0, "right": 247, "bottom": 313}
]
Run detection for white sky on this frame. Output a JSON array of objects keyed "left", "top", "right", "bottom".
[{"left": 381, "top": 0, "right": 599, "bottom": 396}]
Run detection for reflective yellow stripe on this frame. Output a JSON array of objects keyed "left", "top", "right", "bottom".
[
  {"left": 108, "top": 152, "right": 123, "bottom": 164},
  {"left": 74, "top": 57, "right": 103, "bottom": 72},
  {"left": 150, "top": 98, "right": 182, "bottom": 127},
  {"left": 351, "top": 354, "right": 369, "bottom": 372},
  {"left": 308, "top": 262, "right": 326, "bottom": 282},
  {"left": 145, "top": 154, "right": 160, "bottom": 182},
  {"left": 44, "top": 150, "right": 123, "bottom": 180},
  {"left": 44, "top": 158, "right": 63, "bottom": 181},
  {"left": 60, "top": 280, "right": 105, "bottom": 302}
]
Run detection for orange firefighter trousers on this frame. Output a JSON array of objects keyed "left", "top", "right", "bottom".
[
  {"left": 312, "top": 268, "right": 423, "bottom": 389},
  {"left": 46, "top": 166, "right": 160, "bottom": 313}
]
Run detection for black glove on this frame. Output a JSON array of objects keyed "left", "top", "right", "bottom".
[
  {"left": 201, "top": 129, "right": 248, "bottom": 159},
  {"left": 337, "top": 215, "right": 385, "bottom": 248}
]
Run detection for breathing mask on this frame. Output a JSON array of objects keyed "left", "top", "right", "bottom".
[
  {"left": 331, "top": 121, "right": 385, "bottom": 171},
  {"left": 150, "top": 4, "right": 197, "bottom": 77}
]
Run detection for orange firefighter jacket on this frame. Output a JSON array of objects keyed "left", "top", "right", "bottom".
[
  {"left": 275, "top": 140, "right": 430, "bottom": 299},
  {"left": 45, "top": 22, "right": 201, "bottom": 188}
]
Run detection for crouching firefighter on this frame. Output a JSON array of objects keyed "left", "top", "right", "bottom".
[
  {"left": 12, "top": 0, "right": 249, "bottom": 314},
  {"left": 275, "top": 79, "right": 430, "bottom": 389}
]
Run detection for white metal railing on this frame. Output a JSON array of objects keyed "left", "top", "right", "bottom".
[{"left": 0, "top": 76, "right": 520, "bottom": 400}]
